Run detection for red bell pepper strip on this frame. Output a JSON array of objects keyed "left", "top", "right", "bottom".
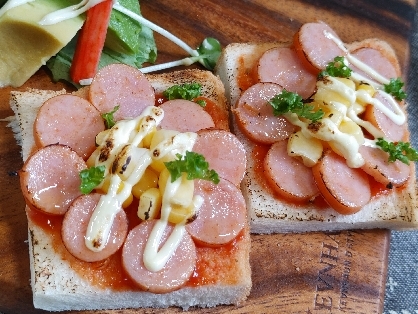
[{"left": 70, "top": 0, "right": 113, "bottom": 84}]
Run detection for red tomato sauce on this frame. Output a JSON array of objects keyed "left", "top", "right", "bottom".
[{"left": 27, "top": 197, "right": 242, "bottom": 291}]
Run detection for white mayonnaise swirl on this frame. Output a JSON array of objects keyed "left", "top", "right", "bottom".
[
  {"left": 285, "top": 30, "right": 406, "bottom": 168},
  {"left": 39, "top": 0, "right": 109, "bottom": 25},
  {"left": 87, "top": 105, "right": 202, "bottom": 272}
]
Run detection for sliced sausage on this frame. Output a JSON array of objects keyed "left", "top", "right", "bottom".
[
  {"left": 19, "top": 144, "right": 87, "bottom": 215},
  {"left": 122, "top": 220, "right": 196, "bottom": 293},
  {"left": 359, "top": 145, "right": 410, "bottom": 187},
  {"left": 185, "top": 178, "right": 246, "bottom": 247},
  {"left": 233, "top": 82, "right": 296, "bottom": 144},
  {"left": 34, "top": 94, "right": 105, "bottom": 160},
  {"left": 312, "top": 149, "right": 371, "bottom": 215},
  {"left": 264, "top": 140, "right": 319, "bottom": 202},
  {"left": 256, "top": 47, "right": 317, "bottom": 99},
  {"left": 62, "top": 193, "right": 128, "bottom": 262},
  {"left": 89, "top": 63, "right": 155, "bottom": 121},
  {"left": 363, "top": 92, "right": 406, "bottom": 142},
  {"left": 294, "top": 21, "right": 346, "bottom": 72},
  {"left": 350, "top": 47, "right": 398, "bottom": 82},
  {"left": 192, "top": 129, "right": 246, "bottom": 186},
  {"left": 158, "top": 99, "right": 215, "bottom": 132}
]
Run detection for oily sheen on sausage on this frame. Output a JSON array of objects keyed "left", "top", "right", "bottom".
[
  {"left": 256, "top": 47, "right": 316, "bottom": 99},
  {"left": 364, "top": 92, "right": 406, "bottom": 142},
  {"left": 158, "top": 99, "right": 215, "bottom": 132},
  {"left": 264, "top": 140, "right": 319, "bottom": 202},
  {"left": 185, "top": 178, "right": 246, "bottom": 246},
  {"left": 20, "top": 144, "right": 87, "bottom": 215},
  {"left": 122, "top": 219, "right": 196, "bottom": 293},
  {"left": 233, "top": 82, "right": 296, "bottom": 144},
  {"left": 359, "top": 145, "right": 410, "bottom": 187},
  {"left": 312, "top": 149, "right": 371, "bottom": 215},
  {"left": 294, "top": 21, "right": 346, "bottom": 72},
  {"left": 350, "top": 47, "right": 399, "bottom": 82},
  {"left": 192, "top": 129, "right": 246, "bottom": 186},
  {"left": 34, "top": 94, "right": 105, "bottom": 160},
  {"left": 62, "top": 193, "right": 128, "bottom": 262},
  {"left": 89, "top": 63, "right": 155, "bottom": 121}
]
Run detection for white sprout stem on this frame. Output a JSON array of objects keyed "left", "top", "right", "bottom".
[
  {"left": 139, "top": 57, "right": 196, "bottom": 73},
  {"left": 112, "top": 2, "right": 199, "bottom": 57}
]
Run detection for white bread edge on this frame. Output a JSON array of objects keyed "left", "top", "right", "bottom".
[
  {"left": 214, "top": 42, "right": 418, "bottom": 234},
  {"left": 9, "top": 69, "right": 251, "bottom": 311}
]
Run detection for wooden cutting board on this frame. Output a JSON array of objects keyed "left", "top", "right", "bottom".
[{"left": 0, "top": 0, "right": 415, "bottom": 313}]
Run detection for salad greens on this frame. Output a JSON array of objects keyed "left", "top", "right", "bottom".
[
  {"left": 45, "top": 0, "right": 221, "bottom": 87},
  {"left": 79, "top": 165, "right": 106, "bottom": 194},
  {"left": 164, "top": 151, "right": 220, "bottom": 184},
  {"left": 47, "top": 0, "right": 157, "bottom": 87},
  {"left": 269, "top": 89, "right": 324, "bottom": 122}
]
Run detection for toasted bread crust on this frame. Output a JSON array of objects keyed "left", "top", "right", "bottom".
[
  {"left": 215, "top": 42, "right": 418, "bottom": 233},
  {"left": 10, "top": 69, "right": 251, "bottom": 311}
]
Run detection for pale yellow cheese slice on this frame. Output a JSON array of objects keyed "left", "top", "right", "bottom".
[{"left": 0, "top": 0, "right": 84, "bottom": 87}]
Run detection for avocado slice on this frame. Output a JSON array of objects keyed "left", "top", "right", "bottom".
[{"left": 0, "top": 0, "right": 84, "bottom": 87}]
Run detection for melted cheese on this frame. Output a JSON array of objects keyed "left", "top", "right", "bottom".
[
  {"left": 87, "top": 105, "right": 202, "bottom": 272},
  {"left": 287, "top": 31, "right": 406, "bottom": 168}
]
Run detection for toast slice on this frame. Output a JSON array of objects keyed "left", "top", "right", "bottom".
[
  {"left": 215, "top": 42, "right": 418, "bottom": 233},
  {"left": 9, "top": 69, "right": 251, "bottom": 311}
]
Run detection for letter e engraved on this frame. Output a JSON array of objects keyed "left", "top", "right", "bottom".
[{"left": 314, "top": 242, "right": 339, "bottom": 311}]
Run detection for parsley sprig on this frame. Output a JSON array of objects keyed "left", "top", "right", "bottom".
[
  {"left": 79, "top": 165, "right": 106, "bottom": 194},
  {"left": 101, "top": 105, "right": 120, "bottom": 129},
  {"left": 376, "top": 138, "right": 418, "bottom": 165},
  {"left": 164, "top": 83, "right": 202, "bottom": 101},
  {"left": 383, "top": 78, "right": 407, "bottom": 101},
  {"left": 318, "top": 56, "right": 352, "bottom": 79},
  {"left": 164, "top": 151, "right": 220, "bottom": 184},
  {"left": 163, "top": 83, "right": 206, "bottom": 107},
  {"left": 269, "top": 89, "right": 324, "bottom": 122}
]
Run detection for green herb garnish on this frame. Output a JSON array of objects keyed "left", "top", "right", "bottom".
[
  {"left": 164, "top": 83, "right": 202, "bottom": 101},
  {"left": 376, "top": 138, "right": 418, "bottom": 165},
  {"left": 384, "top": 78, "right": 407, "bottom": 101},
  {"left": 318, "top": 56, "right": 352, "bottom": 79},
  {"left": 195, "top": 99, "right": 206, "bottom": 107},
  {"left": 269, "top": 89, "right": 324, "bottom": 122},
  {"left": 164, "top": 151, "right": 220, "bottom": 184},
  {"left": 101, "top": 105, "right": 120, "bottom": 129},
  {"left": 79, "top": 165, "right": 106, "bottom": 194}
]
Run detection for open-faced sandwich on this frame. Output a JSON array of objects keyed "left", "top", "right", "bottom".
[
  {"left": 215, "top": 21, "right": 418, "bottom": 233},
  {"left": 10, "top": 64, "right": 251, "bottom": 311}
]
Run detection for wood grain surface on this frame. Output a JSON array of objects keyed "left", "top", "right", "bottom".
[{"left": 0, "top": 0, "right": 415, "bottom": 313}]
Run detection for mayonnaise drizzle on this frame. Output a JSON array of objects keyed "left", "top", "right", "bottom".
[
  {"left": 143, "top": 176, "right": 203, "bottom": 272},
  {"left": 323, "top": 30, "right": 405, "bottom": 125},
  {"left": 285, "top": 30, "right": 407, "bottom": 168},
  {"left": 87, "top": 105, "right": 203, "bottom": 272},
  {"left": 85, "top": 106, "right": 163, "bottom": 252},
  {"left": 39, "top": 0, "right": 109, "bottom": 25}
]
